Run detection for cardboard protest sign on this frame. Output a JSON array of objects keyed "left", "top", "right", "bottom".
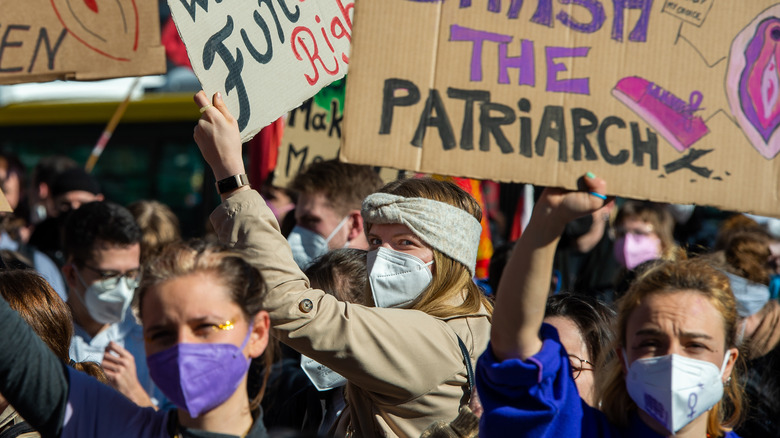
[
  {"left": 276, "top": 79, "right": 406, "bottom": 186},
  {"left": 0, "top": 187, "right": 11, "bottom": 213},
  {"left": 275, "top": 82, "right": 344, "bottom": 187},
  {"left": 0, "top": 0, "right": 165, "bottom": 85},
  {"left": 168, "top": 0, "right": 353, "bottom": 142},
  {"left": 342, "top": 1, "right": 780, "bottom": 217}
]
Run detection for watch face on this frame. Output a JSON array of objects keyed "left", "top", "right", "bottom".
[{"left": 217, "top": 175, "right": 249, "bottom": 194}]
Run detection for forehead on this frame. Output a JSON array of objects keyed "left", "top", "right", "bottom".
[
  {"left": 369, "top": 223, "right": 417, "bottom": 238},
  {"left": 625, "top": 290, "right": 726, "bottom": 342},
  {"left": 620, "top": 216, "right": 653, "bottom": 231},
  {"left": 296, "top": 192, "right": 340, "bottom": 218},
  {"left": 57, "top": 190, "right": 99, "bottom": 203},
  {"left": 89, "top": 241, "right": 140, "bottom": 270},
  {"left": 141, "top": 271, "right": 239, "bottom": 323},
  {"left": 545, "top": 315, "right": 589, "bottom": 359}
]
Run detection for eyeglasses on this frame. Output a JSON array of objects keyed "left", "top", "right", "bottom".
[
  {"left": 568, "top": 354, "right": 594, "bottom": 380},
  {"left": 81, "top": 264, "right": 142, "bottom": 289}
]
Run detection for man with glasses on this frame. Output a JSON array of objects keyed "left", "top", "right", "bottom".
[{"left": 60, "top": 201, "right": 158, "bottom": 407}]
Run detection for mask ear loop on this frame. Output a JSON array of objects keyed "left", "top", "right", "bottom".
[
  {"left": 719, "top": 350, "right": 732, "bottom": 379},
  {"left": 234, "top": 324, "right": 255, "bottom": 360},
  {"left": 325, "top": 215, "right": 351, "bottom": 244}
]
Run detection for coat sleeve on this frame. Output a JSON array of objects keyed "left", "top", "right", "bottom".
[
  {"left": 210, "top": 189, "right": 468, "bottom": 401},
  {"left": 0, "top": 294, "right": 68, "bottom": 437}
]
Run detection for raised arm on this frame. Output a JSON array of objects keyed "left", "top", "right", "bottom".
[
  {"left": 490, "top": 176, "right": 608, "bottom": 361},
  {"left": 192, "top": 92, "right": 470, "bottom": 401}
]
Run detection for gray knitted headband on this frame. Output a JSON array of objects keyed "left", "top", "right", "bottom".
[{"left": 361, "top": 193, "right": 482, "bottom": 276}]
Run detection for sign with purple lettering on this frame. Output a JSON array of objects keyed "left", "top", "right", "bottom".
[
  {"left": 341, "top": 1, "right": 780, "bottom": 217},
  {"left": 168, "top": 0, "right": 353, "bottom": 142},
  {"left": 0, "top": 0, "right": 165, "bottom": 84}
]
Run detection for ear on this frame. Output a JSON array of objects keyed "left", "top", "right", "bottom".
[
  {"left": 247, "top": 311, "right": 271, "bottom": 359},
  {"left": 346, "top": 210, "right": 364, "bottom": 241},
  {"left": 722, "top": 347, "right": 739, "bottom": 383},
  {"left": 61, "top": 262, "right": 80, "bottom": 291},
  {"left": 616, "top": 347, "right": 628, "bottom": 375}
]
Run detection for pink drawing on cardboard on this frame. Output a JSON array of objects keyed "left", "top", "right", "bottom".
[
  {"left": 612, "top": 76, "right": 709, "bottom": 153},
  {"left": 727, "top": 5, "right": 780, "bottom": 160}
]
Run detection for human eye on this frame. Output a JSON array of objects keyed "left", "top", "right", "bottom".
[
  {"left": 685, "top": 341, "right": 711, "bottom": 353},
  {"left": 367, "top": 236, "right": 382, "bottom": 248},
  {"left": 145, "top": 329, "right": 175, "bottom": 344},
  {"left": 634, "top": 338, "right": 660, "bottom": 352}
]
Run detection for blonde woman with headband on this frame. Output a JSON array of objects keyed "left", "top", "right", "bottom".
[{"left": 193, "top": 91, "right": 492, "bottom": 438}]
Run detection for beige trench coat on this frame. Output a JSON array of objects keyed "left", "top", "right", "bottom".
[{"left": 211, "top": 190, "right": 491, "bottom": 438}]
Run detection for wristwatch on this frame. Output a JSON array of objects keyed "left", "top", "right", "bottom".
[{"left": 215, "top": 174, "right": 250, "bottom": 194}]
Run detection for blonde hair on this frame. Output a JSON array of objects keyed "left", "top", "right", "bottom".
[
  {"left": 596, "top": 258, "right": 744, "bottom": 437},
  {"left": 127, "top": 200, "right": 181, "bottom": 265},
  {"left": 136, "top": 240, "right": 271, "bottom": 410},
  {"left": 367, "top": 178, "right": 492, "bottom": 318}
]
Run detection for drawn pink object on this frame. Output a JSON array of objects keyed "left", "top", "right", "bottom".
[
  {"left": 612, "top": 76, "right": 709, "bottom": 153},
  {"left": 727, "top": 5, "right": 780, "bottom": 160}
]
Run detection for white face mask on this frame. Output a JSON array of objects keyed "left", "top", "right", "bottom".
[
  {"left": 625, "top": 352, "right": 730, "bottom": 434},
  {"left": 74, "top": 268, "right": 137, "bottom": 325},
  {"left": 367, "top": 247, "right": 433, "bottom": 308},
  {"left": 300, "top": 354, "right": 347, "bottom": 391},
  {"left": 723, "top": 271, "right": 771, "bottom": 317},
  {"left": 287, "top": 216, "right": 349, "bottom": 269}
]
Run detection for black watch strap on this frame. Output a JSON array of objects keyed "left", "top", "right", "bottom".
[{"left": 215, "top": 174, "right": 250, "bottom": 194}]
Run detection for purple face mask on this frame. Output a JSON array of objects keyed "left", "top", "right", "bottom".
[
  {"left": 147, "top": 327, "right": 253, "bottom": 418},
  {"left": 614, "top": 233, "right": 661, "bottom": 270}
]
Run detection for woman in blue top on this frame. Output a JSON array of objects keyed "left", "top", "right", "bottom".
[{"left": 477, "top": 177, "right": 744, "bottom": 438}]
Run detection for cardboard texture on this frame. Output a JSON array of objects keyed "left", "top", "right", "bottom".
[
  {"left": 341, "top": 1, "right": 780, "bottom": 217},
  {"left": 169, "top": 0, "right": 353, "bottom": 142},
  {"left": 0, "top": 0, "right": 165, "bottom": 85},
  {"left": 277, "top": 80, "right": 403, "bottom": 186},
  {"left": 0, "top": 186, "right": 11, "bottom": 213}
]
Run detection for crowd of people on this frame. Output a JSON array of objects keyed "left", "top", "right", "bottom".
[{"left": 0, "top": 90, "right": 778, "bottom": 438}]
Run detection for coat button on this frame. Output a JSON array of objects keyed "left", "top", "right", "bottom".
[{"left": 299, "top": 299, "right": 313, "bottom": 313}]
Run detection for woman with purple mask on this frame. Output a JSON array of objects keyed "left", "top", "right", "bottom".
[{"left": 0, "top": 240, "right": 276, "bottom": 438}]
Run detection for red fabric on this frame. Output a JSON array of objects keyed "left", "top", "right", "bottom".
[
  {"left": 248, "top": 118, "right": 284, "bottom": 188},
  {"left": 161, "top": 17, "right": 191, "bottom": 69},
  {"left": 509, "top": 193, "right": 524, "bottom": 242}
]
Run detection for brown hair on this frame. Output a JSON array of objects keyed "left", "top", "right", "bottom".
[
  {"left": 715, "top": 215, "right": 765, "bottom": 252},
  {"left": 127, "top": 200, "right": 182, "bottom": 265},
  {"left": 367, "top": 178, "right": 493, "bottom": 318},
  {"left": 615, "top": 201, "right": 677, "bottom": 258},
  {"left": 724, "top": 231, "right": 772, "bottom": 285},
  {"left": 305, "top": 248, "right": 367, "bottom": 303},
  {"left": 596, "top": 259, "right": 744, "bottom": 437},
  {"left": 289, "top": 160, "right": 383, "bottom": 216},
  {"left": 136, "top": 240, "right": 271, "bottom": 411},
  {"left": 0, "top": 269, "right": 107, "bottom": 382}
]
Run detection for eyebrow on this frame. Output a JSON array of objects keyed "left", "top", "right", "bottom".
[
  {"left": 634, "top": 328, "right": 713, "bottom": 340},
  {"left": 145, "top": 316, "right": 222, "bottom": 333}
]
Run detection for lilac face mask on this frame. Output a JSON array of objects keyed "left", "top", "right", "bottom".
[
  {"left": 146, "top": 327, "right": 253, "bottom": 418},
  {"left": 614, "top": 233, "right": 661, "bottom": 270}
]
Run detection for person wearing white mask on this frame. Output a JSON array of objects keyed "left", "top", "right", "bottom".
[
  {"left": 192, "top": 90, "right": 492, "bottom": 438},
  {"left": 60, "top": 201, "right": 159, "bottom": 408},
  {"left": 286, "top": 159, "right": 383, "bottom": 269},
  {"left": 478, "top": 176, "right": 744, "bottom": 438}
]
